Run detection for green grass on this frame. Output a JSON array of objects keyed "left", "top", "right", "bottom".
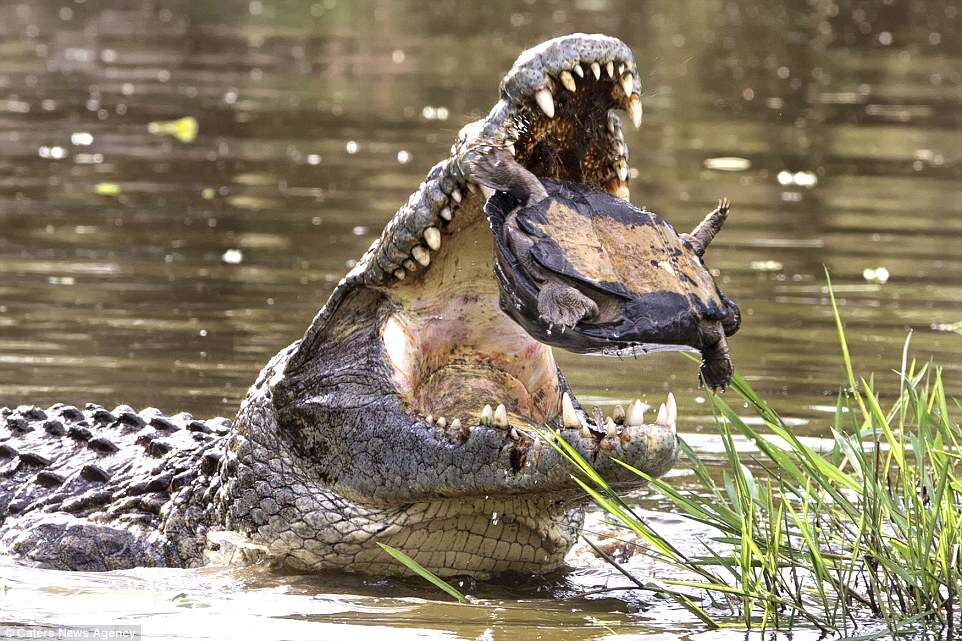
[
  {"left": 377, "top": 543, "right": 468, "bottom": 603},
  {"left": 551, "top": 273, "right": 962, "bottom": 637}
]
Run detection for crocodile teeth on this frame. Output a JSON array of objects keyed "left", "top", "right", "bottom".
[
  {"left": 590, "top": 62, "right": 601, "bottom": 80},
  {"left": 426, "top": 414, "right": 434, "bottom": 426},
  {"left": 437, "top": 416, "right": 447, "bottom": 428},
  {"left": 627, "top": 93, "right": 642, "bottom": 129},
  {"left": 606, "top": 61, "right": 615, "bottom": 78},
  {"left": 559, "top": 70, "right": 577, "bottom": 92},
  {"left": 620, "top": 72, "right": 633, "bottom": 97},
  {"left": 412, "top": 245, "right": 430, "bottom": 266},
  {"left": 439, "top": 206, "right": 452, "bottom": 221},
  {"left": 618, "top": 62, "right": 625, "bottom": 76},
  {"left": 535, "top": 88, "right": 555, "bottom": 118},
  {"left": 451, "top": 188, "right": 462, "bottom": 203},
  {"left": 572, "top": 63, "right": 584, "bottom": 78},
  {"left": 580, "top": 425, "right": 591, "bottom": 438},
  {"left": 599, "top": 438, "right": 613, "bottom": 451},
  {"left": 614, "top": 159, "right": 629, "bottom": 182},
  {"left": 465, "top": 181, "right": 477, "bottom": 194},
  {"left": 393, "top": 269, "right": 405, "bottom": 280},
  {"left": 423, "top": 226, "right": 441, "bottom": 251},
  {"left": 615, "top": 184, "right": 630, "bottom": 200},
  {"left": 480, "top": 404, "right": 493, "bottom": 426},
  {"left": 605, "top": 417, "right": 618, "bottom": 437},
  {"left": 403, "top": 259, "right": 417, "bottom": 272},
  {"left": 612, "top": 404, "right": 625, "bottom": 424},
  {"left": 451, "top": 418, "right": 462, "bottom": 430},
  {"left": 656, "top": 402, "right": 669, "bottom": 426},
  {"left": 627, "top": 400, "right": 645, "bottom": 427},
  {"left": 509, "top": 427, "right": 520, "bottom": 440},
  {"left": 667, "top": 392, "right": 677, "bottom": 426},
  {"left": 494, "top": 403, "right": 508, "bottom": 428},
  {"left": 561, "top": 392, "right": 579, "bottom": 428}
]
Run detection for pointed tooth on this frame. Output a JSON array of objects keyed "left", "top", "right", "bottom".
[
  {"left": 403, "top": 259, "right": 417, "bottom": 272},
  {"left": 620, "top": 73, "right": 633, "bottom": 96},
  {"left": 590, "top": 62, "right": 601, "bottom": 80},
  {"left": 572, "top": 63, "right": 584, "bottom": 78},
  {"left": 614, "top": 184, "right": 630, "bottom": 201},
  {"left": 613, "top": 405, "right": 625, "bottom": 424},
  {"left": 667, "top": 392, "right": 677, "bottom": 425},
  {"left": 481, "top": 404, "right": 493, "bottom": 426},
  {"left": 606, "top": 61, "right": 615, "bottom": 78},
  {"left": 439, "top": 206, "right": 452, "bottom": 221},
  {"left": 627, "top": 400, "right": 645, "bottom": 427},
  {"left": 618, "top": 62, "right": 625, "bottom": 76},
  {"left": 627, "top": 93, "right": 642, "bottom": 129},
  {"left": 580, "top": 425, "right": 591, "bottom": 438},
  {"left": 559, "top": 70, "right": 577, "bottom": 92},
  {"left": 451, "top": 188, "right": 462, "bottom": 203},
  {"left": 506, "top": 142, "right": 516, "bottom": 156},
  {"left": 494, "top": 404, "right": 508, "bottom": 428},
  {"left": 451, "top": 418, "right": 462, "bottom": 430},
  {"left": 605, "top": 417, "right": 618, "bottom": 437},
  {"left": 426, "top": 414, "right": 434, "bottom": 426},
  {"left": 393, "top": 269, "right": 406, "bottom": 280},
  {"left": 436, "top": 416, "right": 447, "bottom": 428},
  {"left": 466, "top": 181, "right": 477, "bottom": 193},
  {"left": 509, "top": 427, "right": 520, "bottom": 440},
  {"left": 534, "top": 88, "right": 555, "bottom": 118},
  {"left": 614, "top": 159, "right": 629, "bottom": 182},
  {"left": 562, "top": 392, "right": 579, "bottom": 428},
  {"left": 423, "top": 226, "right": 441, "bottom": 251},
  {"left": 656, "top": 402, "right": 669, "bottom": 426},
  {"left": 412, "top": 245, "right": 430, "bottom": 266},
  {"left": 599, "top": 438, "right": 613, "bottom": 451}
]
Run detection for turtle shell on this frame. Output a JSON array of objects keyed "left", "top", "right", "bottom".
[{"left": 485, "top": 178, "right": 736, "bottom": 354}]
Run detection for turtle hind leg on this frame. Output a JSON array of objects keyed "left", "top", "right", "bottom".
[
  {"left": 470, "top": 149, "right": 548, "bottom": 206},
  {"left": 699, "top": 329, "right": 733, "bottom": 391},
  {"left": 537, "top": 282, "right": 598, "bottom": 331}
]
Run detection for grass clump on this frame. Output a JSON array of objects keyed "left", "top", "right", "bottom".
[{"left": 553, "top": 273, "right": 962, "bottom": 637}]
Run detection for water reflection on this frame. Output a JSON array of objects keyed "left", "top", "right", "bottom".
[{"left": 1, "top": 1, "right": 961, "bottom": 638}]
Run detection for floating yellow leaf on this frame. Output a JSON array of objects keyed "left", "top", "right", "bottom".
[
  {"left": 94, "top": 182, "right": 121, "bottom": 196},
  {"left": 147, "top": 116, "right": 199, "bottom": 143}
]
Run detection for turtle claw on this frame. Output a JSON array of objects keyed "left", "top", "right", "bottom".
[{"left": 537, "top": 282, "right": 598, "bottom": 331}]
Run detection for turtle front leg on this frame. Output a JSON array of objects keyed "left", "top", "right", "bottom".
[
  {"left": 537, "top": 282, "right": 599, "bottom": 332},
  {"left": 699, "top": 328, "right": 733, "bottom": 391}
]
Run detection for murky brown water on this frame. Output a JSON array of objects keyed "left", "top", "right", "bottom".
[{"left": 1, "top": 0, "right": 960, "bottom": 638}]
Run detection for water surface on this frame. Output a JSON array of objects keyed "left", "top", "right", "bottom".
[{"left": 1, "top": 1, "right": 961, "bottom": 638}]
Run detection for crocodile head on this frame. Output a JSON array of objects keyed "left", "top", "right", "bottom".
[{"left": 226, "top": 34, "right": 681, "bottom": 578}]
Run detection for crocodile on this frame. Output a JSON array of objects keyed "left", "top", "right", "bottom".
[{"left": 0, "top": 34, "right": 736, "bottom": 578}]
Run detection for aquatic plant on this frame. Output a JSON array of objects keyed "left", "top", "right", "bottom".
[{"left": 549, "top": 272, "right": 962, "bottom": 637}]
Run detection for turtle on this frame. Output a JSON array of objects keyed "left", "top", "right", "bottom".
[{"left": 471, "top": 150, "right": 741, "bottom": 390}]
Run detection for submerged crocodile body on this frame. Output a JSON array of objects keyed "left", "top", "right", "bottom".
[{"left": 0, "top": 34, "right": 737, "bottom": 578}]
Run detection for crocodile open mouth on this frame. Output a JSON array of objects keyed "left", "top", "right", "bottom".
[{"left": 373, "top": 35, "right": 678, "bottom": 460}]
